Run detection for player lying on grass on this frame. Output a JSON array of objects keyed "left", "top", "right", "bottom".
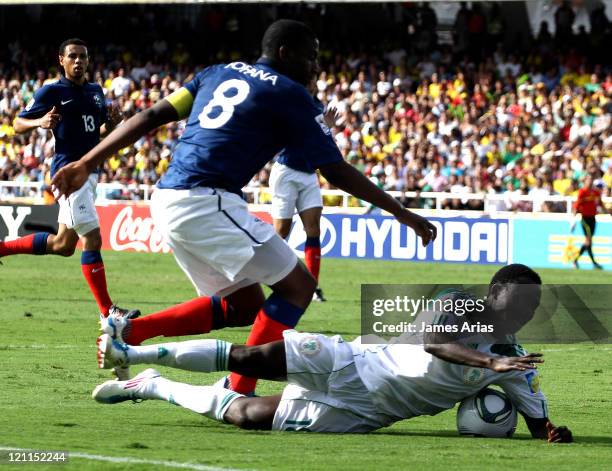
[{"left": 92, "top": 264, "right": 572, "bottom": 441}]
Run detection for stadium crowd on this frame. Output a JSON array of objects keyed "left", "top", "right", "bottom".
[{"left": 0, "top": 2, "right": 610, "bottom": 212}]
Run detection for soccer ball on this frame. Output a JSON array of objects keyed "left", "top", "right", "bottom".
[{"left": 456, "top": 388, "right": 517, "bottom": 438}]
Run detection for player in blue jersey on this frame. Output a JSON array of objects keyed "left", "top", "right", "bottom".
[
  {"left": 269, "top": 94, "right": 337, "bottom": 303},
  {"left": 52, "top": 20, "right": 437, "bottom": 394},
  {"left": 2, "top": 38, "right": 138, "bottom": 321}
]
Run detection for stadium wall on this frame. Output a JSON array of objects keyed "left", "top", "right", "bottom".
[{"left": 0, "top": 203, "right": 609, "bottom": 270}]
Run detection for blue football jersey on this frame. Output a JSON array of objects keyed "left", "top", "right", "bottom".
[
  {"left": 276, "top": 98, "right": 326, "bottom": 174},
  {"left": 158, "top": 59, "right": 342, "bottom": 193},
  {"left": 19, "top": 76, "right": 107, "bottom": 176}
]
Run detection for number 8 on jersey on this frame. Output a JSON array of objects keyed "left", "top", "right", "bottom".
[{"left": 199, "top": 79, "right": 250, "bottom": 129}]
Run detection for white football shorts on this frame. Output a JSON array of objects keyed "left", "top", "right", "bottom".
[
  {"left": 150, "top": 186, "right": 298, "bottom": 297},
  {"left": 269, "top": 162, "right": 322, "bottom": 220},
  {"left": 55, "top": 173, "right": 99, "bottom": 236},
  {"left": 272, "top": 330, "right": 394, "bottom": 433}
]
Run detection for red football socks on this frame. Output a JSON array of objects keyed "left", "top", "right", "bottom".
[
  {"left": 304, "top": 236, "right": 321, "bottom": 281},
  {"left": 126, "top": 297, "right": 219, "bottom": 345},
  {"left": 81, "top": 261, "right": 113, "bottom": 316},
  {"left": 0, "top": 233, "right": 48, "bottom": 256}
]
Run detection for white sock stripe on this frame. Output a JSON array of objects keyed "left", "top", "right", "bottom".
[
  {"left": 222, "top": 341, "right": 230, "bottom": 371},
  {"left": 215, "top": 391, "right": 243, "bottom": 422},
  {"left": 215, "top": 340, "right": 231, "bottom": 372}
]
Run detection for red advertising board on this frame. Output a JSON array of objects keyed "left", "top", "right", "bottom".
[{"left": 96, "top": 204, "right": 272, "bottom": 253}]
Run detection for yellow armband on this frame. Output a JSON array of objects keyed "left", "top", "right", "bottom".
[{"left": 165, "top": 87, "right": 194, "bottom": 120}]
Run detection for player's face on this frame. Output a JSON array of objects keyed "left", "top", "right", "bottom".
[
  {"left": 283, "top": 38, "right": 320, "bottom": 87},
  {"left": 488, "top": 283, "right": 542, "bottom": 334},
  {"left": 59, "top": 45, "right": 89, "bottom": 82}
]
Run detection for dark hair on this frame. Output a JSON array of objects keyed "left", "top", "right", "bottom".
[
  {"left": 490, "top": 264, "right": 542, "bottom": 286},
  {"left": 261, "top": 19, "right": 315, "bottom": 59},
  {"left": 59, "top": 38, "right": 87, "bottom": 56}
]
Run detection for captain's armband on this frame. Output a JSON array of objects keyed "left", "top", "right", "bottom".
[{"left": 165, "top": 87, "right": 194, "bottom": 119}]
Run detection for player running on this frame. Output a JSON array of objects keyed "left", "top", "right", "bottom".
[
  {"left": 269, "top": 97, "right": 337, "bottom": 302},
  {"left": 92, "top": 264, "right": 572, "bottom": 442},
  {"left": 573, "top": 175, "right": 606, "bottom": 269},
  {"left": 3, "top": 38, "right": 138, "bottom": 320},
  {"left": 52, "top": 20, "right": 436, "bottom": 393}
]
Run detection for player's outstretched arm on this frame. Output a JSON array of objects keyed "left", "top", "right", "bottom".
[
  {"left": 424, "top": 342, "right": 543, "bottom": 371},
  {"left": 522, "top": 415, "right": 573, "bottom": 443},
  {"left": 52, "top": 100, "right": 178, "bottom": 198},
  {"left": 319, "top": 160, "right": 437, "bottom": 246},
  {"left": 14, "top": 107, "right": 61, "bottom": 134}
]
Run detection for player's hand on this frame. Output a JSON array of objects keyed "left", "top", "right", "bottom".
[
  {"left": 490, "top": 353, "right": 543, "bottom": 372},
  {"left": 107, "top": 103, "right": 123, "bottom": 128},
  {"left": 323, "top": 105, "right": 341, "bottom": 128},
  {"left": 40, "top": 106, "right": 61, "bottom": 129},
  {"left": 395, "top": 209, "right": 437, "bottom": 246},
  {"left": 546, "top": 421, "right": 573, "bottom": 443},
  {"left": 51, "top": 160, "right": 89, "bottom": 199}
]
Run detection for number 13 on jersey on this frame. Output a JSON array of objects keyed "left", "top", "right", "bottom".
[{"left": 198, "top": 79, "right": 250, "bottom": 129}]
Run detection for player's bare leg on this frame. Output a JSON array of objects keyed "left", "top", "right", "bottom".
[
  {"left": 273, "top": 217, "right": 292, "bottom": 240},
  {"left": 0, "top": 223, "right": 71, "bottom": 261},
  {"left": 94, "top": 337, "right": 286, "bottom": 428},
  {"left": 224, "top": 395, "right": 282, "bottom": 430},
  {"left": 98, "top": 335, "right": 287, "bottom": 378},
  {"left": 45, "top": 224, "right": 79, "bottom": 256},
  {"left": 93, "top": 364, "right": 281, "bottom": 430},
  {"left": 299, "top": 206, "right": 325, "bottom": 301}
]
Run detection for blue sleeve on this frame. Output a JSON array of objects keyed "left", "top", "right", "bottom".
[
  {"left": 282, "top": 86, "right": 343, "bottom": 169},
  {"left": 19, "top": 85, "right": 55, "bottom": 119},
  {"left": 183, "top": 66, "right": 217, "bottom": 97}
]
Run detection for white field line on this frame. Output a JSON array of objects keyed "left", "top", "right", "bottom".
[
  {"left": 0, "top": 446, "right": 250, "bottom": 471},
  {"left": 0, "top": 344, "right": 82, "bottom": 349}
]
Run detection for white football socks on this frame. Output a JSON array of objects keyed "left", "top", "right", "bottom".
[
  {"left": 126, "top": 339, "right": 231, "bottom": 372},
  {"left": 140, "top": 377, "right": 243, "bottom": 422}
]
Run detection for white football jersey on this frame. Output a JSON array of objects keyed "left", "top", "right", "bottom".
[
  {"left": 352, "top": 288, "right": 547, "bottom": 421},
  {"left": 351, "top": 339, "right": 548, "bottom": 421}
]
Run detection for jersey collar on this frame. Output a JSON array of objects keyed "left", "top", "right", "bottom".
[
  {"left": 255, "top": 57, "right": 275, "bottom": 68},
  {"left": 60, "top": 76, "right": 84, "bottom": 87}
]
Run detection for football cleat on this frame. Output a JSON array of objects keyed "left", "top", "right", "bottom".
[
  {"left": 92, "top": 368, "right": 160, "bottom": 404},
  {"left": 108, "top": 304, "right": 141, "bottom": 319},
  {"left": 100, "top": 312, "right": 131, "bottom": 343},
  {"left": 97, "top": 333, "right": 130, "bottom": 369},
  {"left": 312, "top": 287, "right": 327, "bottom": 302}
]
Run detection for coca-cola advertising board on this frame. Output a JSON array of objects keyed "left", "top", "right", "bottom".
[{"left": 96, "top": 204, "right": 272, "bottom": 253}]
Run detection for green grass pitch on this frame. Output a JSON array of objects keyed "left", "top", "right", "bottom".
[{"left": 1, "top": 253, "right": 611, "bottom": 470}]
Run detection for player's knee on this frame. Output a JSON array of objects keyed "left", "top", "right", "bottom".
[
  {"left": 302, "top": 222, "right": 320, "bottom": 238},
  {"left": 291, "top": 269, "right": 317, "bottom": 307},
  {"left": 277, "top": 225, "right": 291, "bottom": 239},
  {"left": 226, "top": 398, "right": 273, "bottom": 430},
  {"left": 81, "top": 230, "right": 102, "bottom": 250},
  {"left": 226, "top": 304, "right": 259, "bottom": 327},
  {"left": 301, "top": 268, "right": 317, "bottom": 295},
  {"left": 52, "top": 240, "right": 76, "bottom": 257}
]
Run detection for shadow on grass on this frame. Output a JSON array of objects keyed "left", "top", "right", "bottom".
[{"left": 138, "top": 422, "right": 612, "bottom": 445}]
